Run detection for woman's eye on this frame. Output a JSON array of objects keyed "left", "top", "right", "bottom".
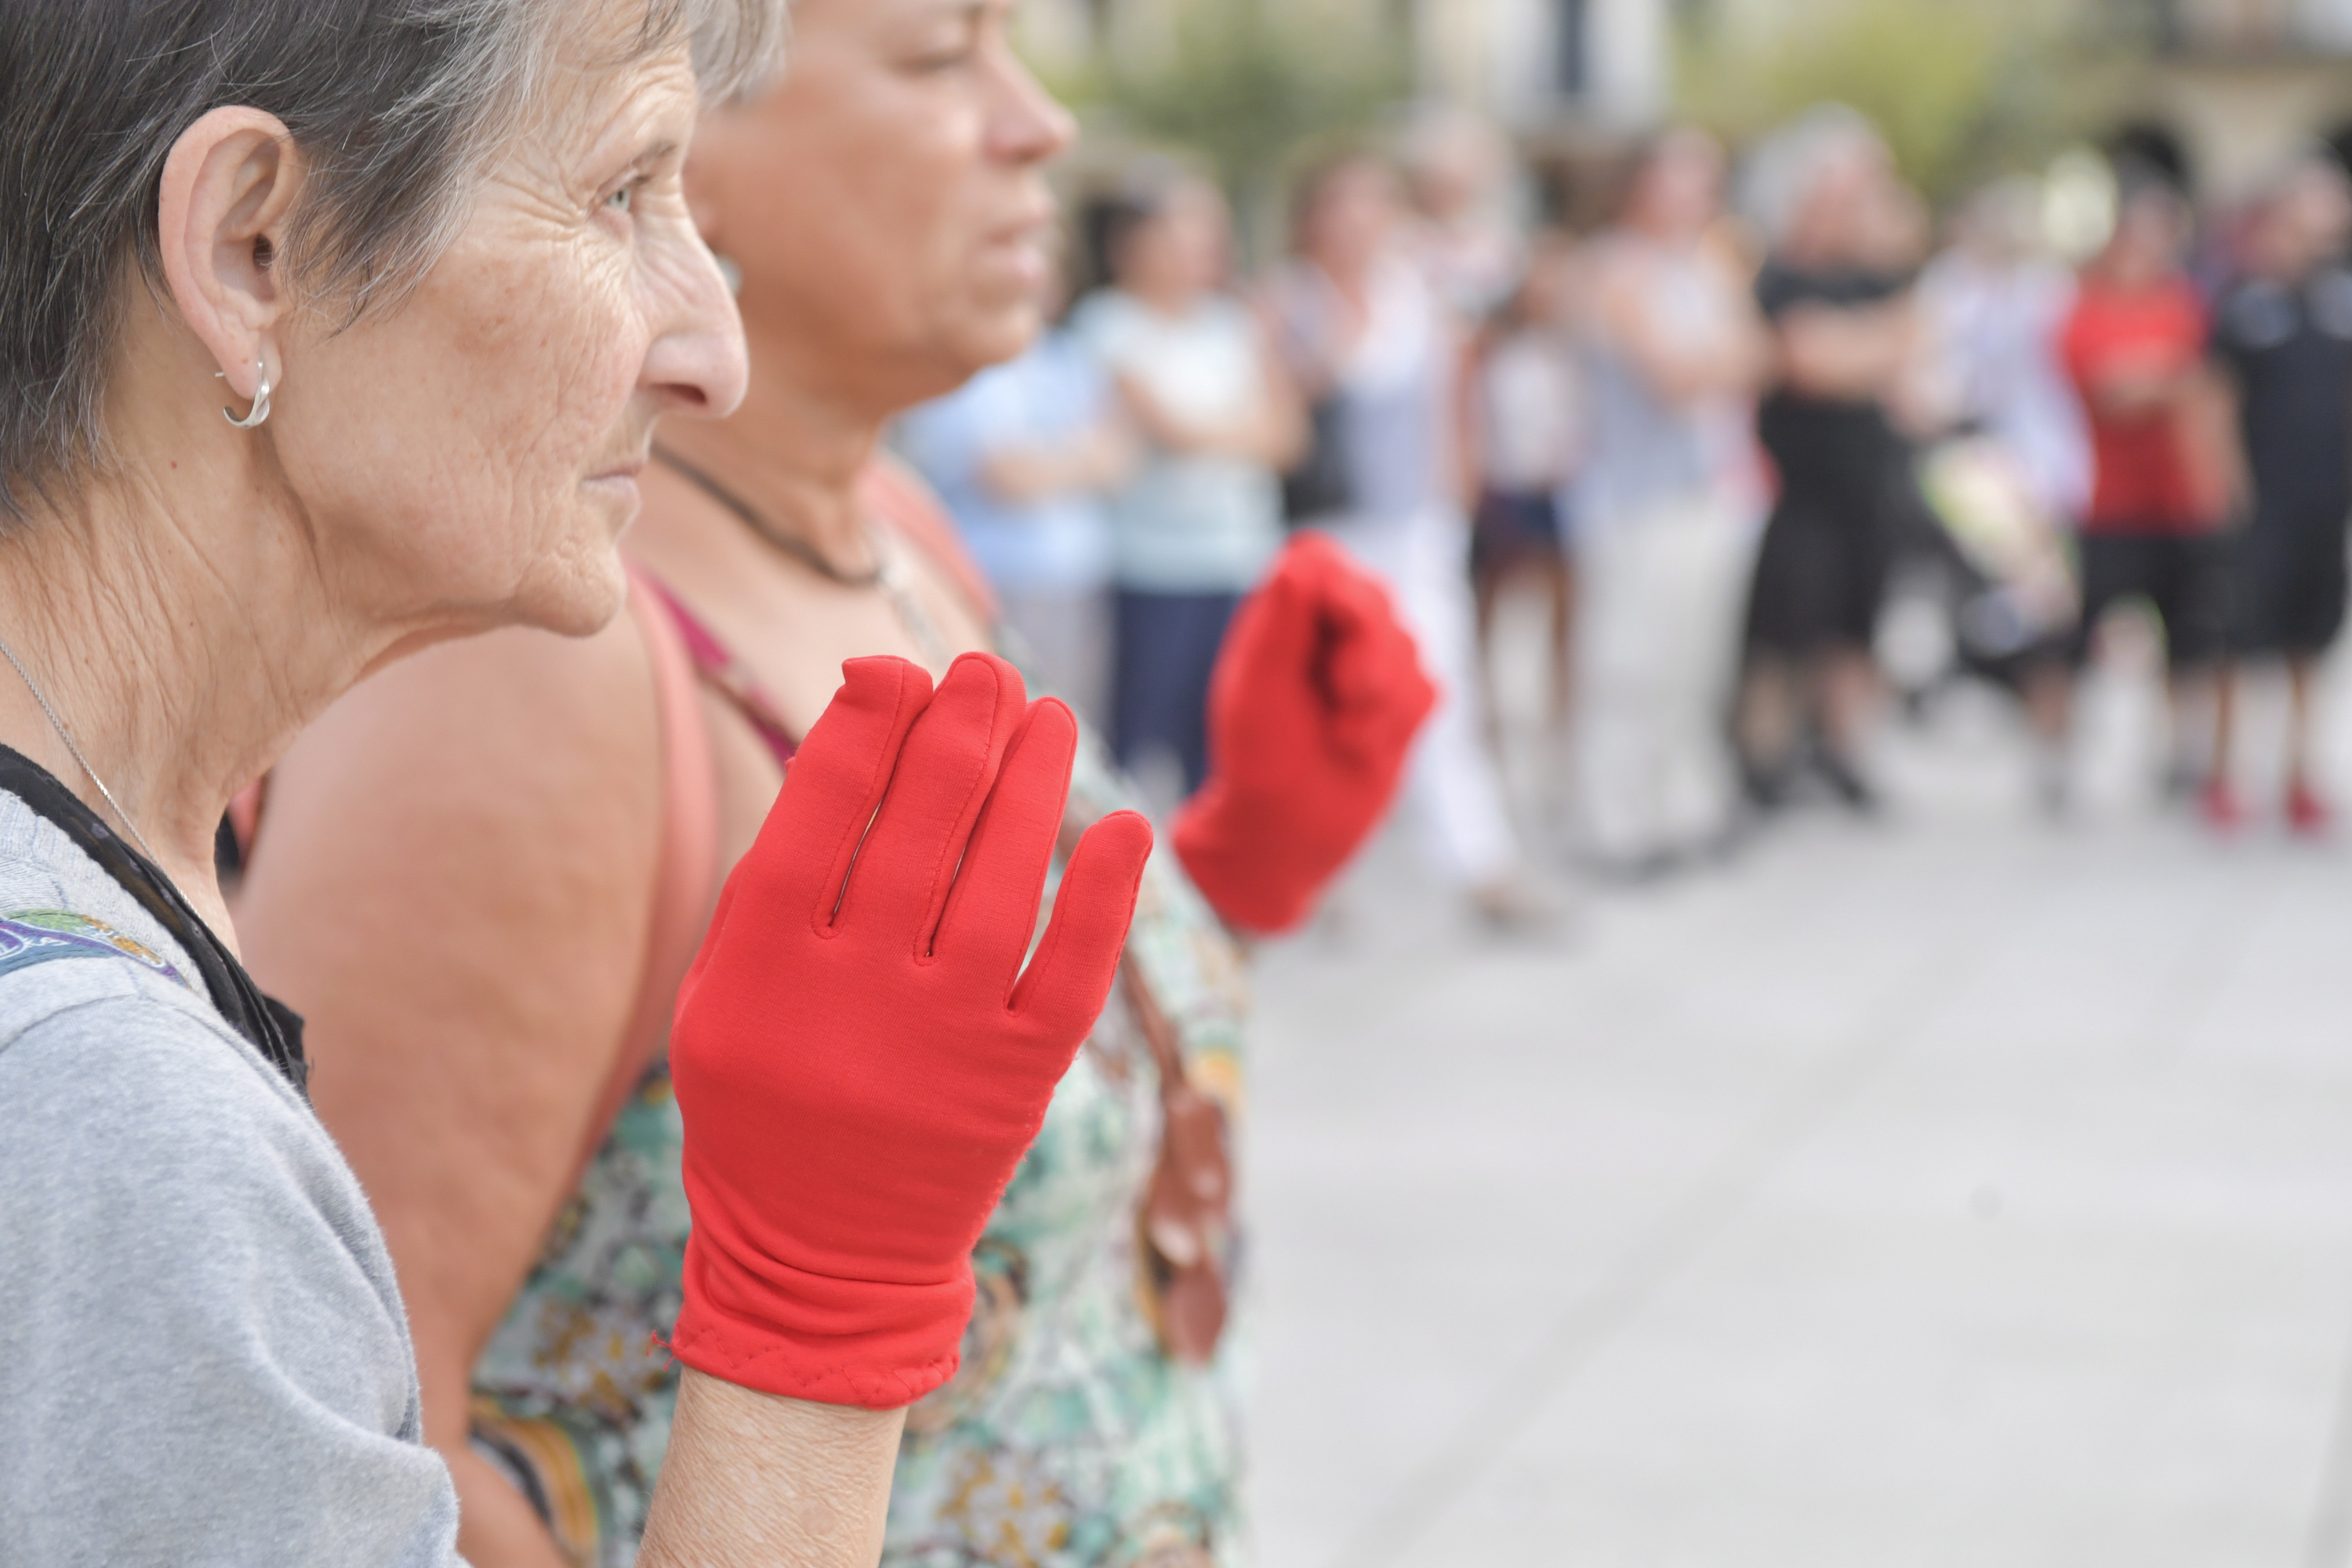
[
  {"left": 909, "top": 31, "right": 978, "bottom": 71},
  {"left": 607, "top": 183, "right": 634, "bottom": 215}
]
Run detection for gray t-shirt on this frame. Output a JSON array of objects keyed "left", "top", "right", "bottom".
[{"left": 0, "top": 786, "right": 462, "bottom": 1565}]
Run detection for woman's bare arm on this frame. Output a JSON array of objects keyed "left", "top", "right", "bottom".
[
  {"left": 639, "top": 1373, "right": 904, "bottom": 1566},
  {"left": 1776, "top": 296, "right": 1916, "bottom": 401},
  {"left": 977, "top": 419, "right": 1134, "bottom": 503},
  {"left": 1115, "top": 367, "right": 1301, "bottom": 470},
  {"left": 234, "top": 615, "right": 668, "bottom": 1568}
]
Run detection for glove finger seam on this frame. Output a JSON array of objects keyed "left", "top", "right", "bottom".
[{"left": 814, "top": 663, "right": 926, "bottom": 938}]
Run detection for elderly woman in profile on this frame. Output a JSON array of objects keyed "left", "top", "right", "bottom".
[{"left": 0, "top": 3, "right": 1157, "bottom": 1563}]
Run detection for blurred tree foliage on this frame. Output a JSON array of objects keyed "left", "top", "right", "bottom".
[
  {"left": 1674, "top": 0, "right": 2120, "bottom": 197},
  {"left": 1045, "top": 0, "right": 1410, "bottom": 202}
]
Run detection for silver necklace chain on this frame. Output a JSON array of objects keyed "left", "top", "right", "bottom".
[{"left": 0, "top": 631, "right": 162, "bottom": 865}]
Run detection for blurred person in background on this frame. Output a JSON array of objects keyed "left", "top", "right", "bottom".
[
  {"left": 1270, "top": 150, "right": 1557, "bottom": 930},
  {"left": 1401, "top": 106, "right": 1526, "bottom": 321},
  {"left": 897, "top": 253, "right": 1130, "bottom": 726},
  {"left": 1468, "top": 230, "right": 1584, "bottom": 776},
  {"left": 233, "top": 2, "right": 1432, "bottom": 1564},
  {"left": 1911, "top": 178, "right": 2091, "bottom": 804},
  {"left": 2057, "top": 175, "right": 2238, "bottom": 823},
  {"left": 1734, "top": 111, "right": 1922, "bottom": 814},
  {"left": 2209, "top": 153, "right": 2352, "bottom": 833},
  {"left": 1915, "top": 180, "right": 2093, "bottom": 531},
  {"left": 1074, "top": 163, "right": 1302, "bottom": 797},
  {"left": 1573, "top": 128, "right": 1769, "bottom": 873}
]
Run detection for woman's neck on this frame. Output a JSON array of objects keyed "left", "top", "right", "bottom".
[
  {"left": 0, "top": 469, "right": 384, "bottom": 944},
  {"left": 648, "top": 337, "right": 883, "bottom": 566}
]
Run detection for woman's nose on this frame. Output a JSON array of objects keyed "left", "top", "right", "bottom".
[
  {"left": 988, "top": 47, "right": 1076, "bottom": 167},
  {"left": 644, "top": 242, "right": 750, "bottom": 421}
]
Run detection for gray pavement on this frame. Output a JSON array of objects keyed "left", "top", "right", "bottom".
[{"left": 1243, "top": 647, "right": 2352, "bottom": 1567}]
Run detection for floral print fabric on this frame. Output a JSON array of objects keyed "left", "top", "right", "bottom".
[{"left": 470, "top": 717, "right": 1252, "bottom": 1568}]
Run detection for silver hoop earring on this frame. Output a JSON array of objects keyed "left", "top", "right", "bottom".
[{"left": 217, "top": 360, "right": 275, "bottom": 429}]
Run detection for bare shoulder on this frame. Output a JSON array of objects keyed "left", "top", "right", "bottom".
[
  {"left": 246, "top": 612, "right": 660, "bottom": 905},
  {"left": 236, "top": 612, "right": 662, "bottom": 1091}
]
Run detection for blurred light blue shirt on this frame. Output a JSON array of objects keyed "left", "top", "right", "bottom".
[
  {"left": 1070, "top": 289, "right": 1284, "bottom": 594},
  {"left": 895, "top": 331, "right": 1115, "bottom": 595}
]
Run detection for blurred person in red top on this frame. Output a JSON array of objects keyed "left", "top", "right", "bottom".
[{"left": 2057, "top": 175, "right": 2238, "bottom": 822}]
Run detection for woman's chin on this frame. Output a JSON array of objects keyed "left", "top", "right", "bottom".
[
  {"left": 939, "top": 305, "right": 1045, "bottom": 386},
  {"left": 510, "top": 537, "right": 632, "bottom": 641}
]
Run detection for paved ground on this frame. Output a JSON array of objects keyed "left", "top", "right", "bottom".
[{"left": 1243, "top": 637, "right": 2352, "bottom": 1568}]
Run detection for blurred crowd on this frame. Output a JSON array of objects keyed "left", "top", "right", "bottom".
[{"left": 898, "top": 102, "right": 2352, "bottom": 902}]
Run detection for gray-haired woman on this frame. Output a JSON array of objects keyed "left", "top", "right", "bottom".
[{"left": 0, "top": 4, "right": 1152, "bottom": 1563}]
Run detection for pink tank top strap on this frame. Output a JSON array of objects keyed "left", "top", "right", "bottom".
[
  {"left": 631, "top": 568, "right": 800, "bottom": 769},
  {"left": 575, "top": 562, "right": 726, "bottom": 1177}
]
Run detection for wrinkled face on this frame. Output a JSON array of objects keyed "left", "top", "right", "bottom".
[
  {"left": 688, "top": 0, "right": 1074, "bottom": 415},
  {"left": 268, "top": 41, "right": 744, "bottom": 640},
  {"left": 1116, "top": 181, "right": 1232, "bottom": 303}
]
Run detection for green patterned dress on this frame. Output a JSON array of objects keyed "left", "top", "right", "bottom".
[{"left": 468, "top": 718, "right": 1251, "bottom": 1568}]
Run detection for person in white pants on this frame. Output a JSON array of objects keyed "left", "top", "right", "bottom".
[
  {"left": 1267, "top": 151, "right": 1552, "bottom": 928},
  {"left": 1573, "top": 129, "right": 1770, "bottom": 873}
]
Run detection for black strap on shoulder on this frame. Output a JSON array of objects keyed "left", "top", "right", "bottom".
[{"left": 0, "top": 746, "right": 307, "bottom": 1095}]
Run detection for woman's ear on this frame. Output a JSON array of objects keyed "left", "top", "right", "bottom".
[{"left": 154, "top": 107, "right": 306, "bottom": 405}]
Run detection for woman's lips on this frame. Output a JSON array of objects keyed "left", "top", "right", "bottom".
[
  {"left": 996, "top": 238, "right": 1049, "bottom": 288},
  {"left": 982, "top": 220, "right": 1055, "bottom": 288},
  {"left": 583, "top": 459, "right": 644, "bottom": 521}
]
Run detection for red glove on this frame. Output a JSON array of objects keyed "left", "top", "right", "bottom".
[
  {"left": 668, "top": 652, "right": 1152, "bottom": 1408},
  {"left": 1174, "top": 532, "right": 1437, "bottom": 935}
]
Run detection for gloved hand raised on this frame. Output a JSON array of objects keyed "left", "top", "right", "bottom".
[
  {"left": 668, "top": 652, "right": 1152, "bottom": 1409},
  {"left": 1174, "top": 532, "right": 1436, "bottom": 935}
]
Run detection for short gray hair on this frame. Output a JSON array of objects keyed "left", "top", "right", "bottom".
[{"left": 0, "top": 0, "right": 786, "bottom": 523}]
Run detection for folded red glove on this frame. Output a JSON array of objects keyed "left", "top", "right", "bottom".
[
  {"left": 1174, "top": 532, "right": 1437, "bottom": 935},
  {"left": 668, "top": 652, "right": 1152, "bottom": 1409}
]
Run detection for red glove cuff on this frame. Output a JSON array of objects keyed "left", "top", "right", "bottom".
[{"left": 669, "top": 1230, "right": 971, "bottom": 1410}]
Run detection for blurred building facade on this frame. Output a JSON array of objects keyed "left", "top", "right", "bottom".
[
  {"left": 1015, "top": 0, "right": 1670, "bottom": 129},
  {"left": 1014, "top": 0, "right": 2352, "bottom": 213},
  {"left": 2116, "top": 0, "right": 2352, "bottom": 195}
]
